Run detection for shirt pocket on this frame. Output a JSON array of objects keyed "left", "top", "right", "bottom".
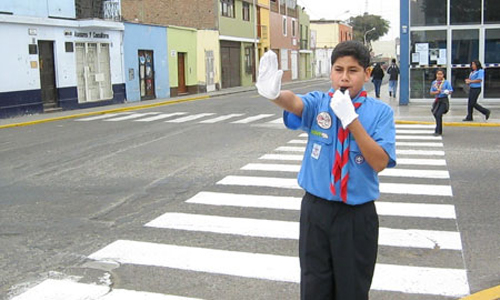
[{"left": 307, "top": 129, "right": 333, "bottom": 161}]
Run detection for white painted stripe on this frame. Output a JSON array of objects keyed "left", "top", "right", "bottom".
[
  {"left": 287, "top": 139, "right": 307, "bottom": 144},
  {"left": 397, "top": 135, "right": 442, "bottom": 140},
  {"left": 145, "top": 213, "right": 298, "bottom": 239},
  {"left": 375, "top": 201, "right": 456, "bottom": 219},
  {"left": 199, "top": 113, "right": 244, "bottom": 123},
  {"left": 185, "top": 192, "right": 456, "bottom": 219},
  {"left": 241, "top": 163, "right": 301, "bottom": 172},
  {"left": 11, "top": 279, "right": 203, "bottom": 300},
  {"left": 379, "top": 168, "right": 449, "bottom": 179},
  {"left": 380, "top": 182, "right": 452, "bottom": 196},
  {"left": 134, "top": 112, "right": 187, "bottom": 122},
  {"left": 396, "top": 129, "right": 435, "bottom": 134},
  {"left": 275, "top": 146, "right": 305, "bottom": 152},
  {"left": 396, "top": 141, "right": 444, "bottom": 147},
  {"left": 396, "top": 124, "right": 435, "bottom": 129},
  {"left": 396, "top": 149, "right": 445, "bottom": 156},
  {"left": 397, "top": 158, "right": 447, "bottom": 166},
  {"left": 75, "top": 112, "right": 132, "bottom": 121},
  {"left": 166, "top": 113, "right": 215, "bottom": 123},
  {"left": 372, "top": 263, "right": 469, "bottom": 297},
  {"left": 298, "top": 133, "right": 308, "bottom": 138},
  {"left": 217, "top": 175, "right": 300, "bottom": 189},
  {"left": 268, "top": 118, "right": 284, "bottom": 124},
  {"left": 104, "top": 112, "right": 160, "bottom": 121},
  {"left": 88, "top": 241, "right": 469, "bottom": 297},
  {"left": 379, "top": 227, "right": 462, "bottom": 250},
  {"left": 231, "top": 114, "right": 274, "bottom": 123},
  {"left": 146, "top": 213, "right": 461, "bottom": 250},
  {"left": 89, "top": 240, "right": 300, "bottom": 283},
  {"left": 259, "top": 154, "right": 303, "bottom": 161},
  {"left": 185, "top": 191, "right": 301, "bottom": 210}
]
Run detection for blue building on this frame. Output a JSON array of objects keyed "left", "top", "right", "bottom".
[
  {"left": 399, "top": 0, "right": 500, "bottom": 105},
  {"left": 0, "top": 0, "right": 125, "bottom": 118},
  {"left": 123, "top": 23, "right": 169, "bottom": 102}
]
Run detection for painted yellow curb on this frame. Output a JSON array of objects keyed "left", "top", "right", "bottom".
[
  {"left": 0, "top": 95, "right": 210, "bottom": 129},
  {"left": 396, "top": 120, "right": 500, "bottom": 127},
  {"left": 460, "top": 285, "right": 500, "bottom": 300}
]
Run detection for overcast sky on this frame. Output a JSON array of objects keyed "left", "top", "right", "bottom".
[{"left": 296, "top": 0, "right": 400, "bottom": 41}]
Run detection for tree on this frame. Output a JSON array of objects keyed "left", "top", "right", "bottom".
[{"left": 348, "top": 13, "right": 390, "bottom": 50}]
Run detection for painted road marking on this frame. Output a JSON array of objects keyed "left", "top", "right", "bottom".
[
  {"left": 396, "top": 141, "right": 444, "bottom": 147},
  {"left": 241, "top": 163, "right": 301, "bottom": 172},
  {"left": 396, "top": 149, "right": 445, "bottom": 156},
  {"left": 199, "top": 113, "right": 245, "bottom": 123},
  {"left": 11, "top": 279, "right": 202, "bottom": 300},
  {"left": 397, "top": 135, "right": 442, "bottom": 140},
  {"left": 396, "top": 124, "right": 435, "bottom": 129},
  {"left": 396, "top": 158, "right": 447, "bottom": 166},
  {"left": 88, "top": 241, "right": 469, "bottom": 297},
  {"left": 259, "top": 154, "right": 303, "bottom": 161},
  {"left": 379, "top": 168, "right": 450, "bottom": 179},
  {"left": 146, "top": 213, "right": 461, "bottom": 250},
  {"left": 231, "top": 114, "right": 275, "bottom": 124},
  {"left": 396, "top": 129, "right": 435, "bottom": 134},
  {"left": 274, "top": 146, "right": 305, "bottom": 152},
  {"left": 134, "top": 112, "right": 188, "bottom": 122},
  {"left": 104, "top": 112, "right": 161, "bottom": 121},
  {"left": 166, "top": 113, "right": 215, "bottom": 123},
  {"left": 75, "top": 112, "right": 133, "bottom": 121}
]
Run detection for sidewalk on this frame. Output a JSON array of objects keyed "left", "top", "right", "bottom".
[{"left": 1, "top": 79, "right": 500, "bottom": 128}]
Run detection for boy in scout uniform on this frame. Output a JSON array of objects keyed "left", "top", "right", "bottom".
[{"left": 256, "top": 40, "right": 397, "bottom": 300}]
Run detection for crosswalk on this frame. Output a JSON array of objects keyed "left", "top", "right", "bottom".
[
  {"left": 11, "top": 124, "right": 470, "bottom": 299},
  {"left": 75, "top": 111, "right": 282, "bottom": 125}
]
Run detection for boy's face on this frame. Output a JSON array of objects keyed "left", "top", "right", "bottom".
[{"left": 330, "top": 56, "right": 370, "bottom": 99}]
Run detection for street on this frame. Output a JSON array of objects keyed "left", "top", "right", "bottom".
[{"left": 1, "top": 80, "right": 499, "bottom": 299}]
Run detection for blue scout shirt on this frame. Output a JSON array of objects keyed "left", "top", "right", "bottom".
[
  {"left": 430, "top": 80, "right": 453, "bottom": 98},
  {"left": 469, "top": 69, "right": 484, "bottom": 88},
  {"left": 284, "top": 89, "right": 396, "bottom": 205}
]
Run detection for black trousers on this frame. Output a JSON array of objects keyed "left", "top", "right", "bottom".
[
  {"left": 466, "top": 88, "right": 489, "bottom": 119},
  {"left": 432, "top": 100, "right": 448, "bottom": 134},
  {"left": 299, "top": 192, "right": 379, "bottom": 300}
]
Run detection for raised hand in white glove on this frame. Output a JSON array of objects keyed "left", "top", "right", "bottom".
[
  {"left": 443, "top": 89, "right": 450, "bottom": 95},
  {"left": 256, "top": 51, "right": 283, "bottom": 100},
  {"left": 330, "top": 89, "right": 358, "bottom": 129}
]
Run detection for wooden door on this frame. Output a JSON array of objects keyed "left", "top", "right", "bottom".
[
  {"left": 38, "top": 41, "right": 58, "bottom": 109},
  {"left": 177, "top": 52, "right": 187, "bottom": 94}
]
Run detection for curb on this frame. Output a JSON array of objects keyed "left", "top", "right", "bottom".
[
  {"left": 0, "top": 95, "right": 210, "bottom": 129},
  {"left": 460, "top": 285, "right": 500, "bottom": 300},
  {"left": 395, "top": 120, "right": 500, "bottom": 127}
]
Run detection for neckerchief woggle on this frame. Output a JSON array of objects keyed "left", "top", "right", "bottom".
[{"left": 328, "top": 88, "right": 367, "bottom": 202}]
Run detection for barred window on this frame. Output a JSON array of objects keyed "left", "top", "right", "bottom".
[{"left": 242, "top": 2, "right": 250, "bottom": 21}]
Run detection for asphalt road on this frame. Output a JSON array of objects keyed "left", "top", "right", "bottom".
[{"left": 1, "top": 80, "right": 499, "bottom": 299}]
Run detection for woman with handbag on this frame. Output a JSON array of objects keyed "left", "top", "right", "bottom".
[
  {"left": 463, "top": 60, "right": 491, "bottom": 121},
  {"left": 430, "top": 69, "right": 453, "bottom": 136}
]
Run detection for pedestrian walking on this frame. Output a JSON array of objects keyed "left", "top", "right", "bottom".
[
  {"left": 371, "top": 63, "right": 384, "bottom": 98},
  {"left": 463, "top": 60, "right": 491, "bottom": 121},
  {"left": 430, "top": 69, "right": 453, "bottom": 136},
  {"left": 256, "top": 40, "right": 396, "bottom": 300},
  {"left": 387, "top": 58, "right": 400, "bottom": 98}
]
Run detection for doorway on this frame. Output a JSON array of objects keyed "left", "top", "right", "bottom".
[
  {"left": 177, "top": 52, "right": 187, "bottom": 94},
  {"left": 38, "top": 40, "right": 58, "bottom": 109},
  {"left": 138, "top": 50, "right": 155, "bottom": 100}
]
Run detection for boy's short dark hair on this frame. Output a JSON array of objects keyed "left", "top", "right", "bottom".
[{"left": 330, "top": 40, "right": 371, "bottom": 69}]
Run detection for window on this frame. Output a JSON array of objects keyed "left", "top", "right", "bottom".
[
  {"left": 292, "top": 19, "right": 296, "bottom": 37},
  {"left": 451, "top": 30, "right": 479, "bottom": 65},
  {"left": 221, "top": 0, "right": 235, "bottom": 18},
  {"left": 450, "top": 0, "right": 481, "bottom": 25},
  {"left": 282, "top": 16, "right": 287, "bottom": 36},
  {"left": 485, "top": 0, "right": 500, "bottom": 23},
  {"left": 410, "top": 0, "right": 447, "bottom": 26},
  {"left": 242, "top": 2, "right": 250, "bottom": 21},
  {"left": 410, "top": 30, "right": 447, "bottom": 66},
  {"left": 485, "top": 29, "right": 500, "bottom": 98}
]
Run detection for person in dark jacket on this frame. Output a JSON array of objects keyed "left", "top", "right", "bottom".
[
  {"left": 387, "top": 58, "right": 400, "bottom": 98},
  {"left": 371, "top": 63, "right": 384, "bottom": 98}
]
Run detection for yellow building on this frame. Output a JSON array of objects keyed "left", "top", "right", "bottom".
[{"left": 257, "top": 0, "right": 270, "bottom": 59}]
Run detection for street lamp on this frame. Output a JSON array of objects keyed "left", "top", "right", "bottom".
[
  {"left": 334, "top": 9, "right": 350, "bottom": 19},
  {"left": 363, "top": 27, "right": 376, "bottom": 46}
]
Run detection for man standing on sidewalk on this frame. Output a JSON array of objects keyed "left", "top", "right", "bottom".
[{"left": 387, "top": 58, "right": 400, "bottom": 99}]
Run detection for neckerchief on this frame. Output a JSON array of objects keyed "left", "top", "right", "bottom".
[{"left": 328, "top": 88, "right": 367, "bottom": 202}]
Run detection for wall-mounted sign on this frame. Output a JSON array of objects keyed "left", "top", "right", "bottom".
[
  {"left": 74, "top": 31, "right": 110, "bottom": 39},
  {"left": 28, "top": 28, "right": 37, "bottom": 36},
  {"left": 170, "top": 50, "right": 176, "bottom": 57}
]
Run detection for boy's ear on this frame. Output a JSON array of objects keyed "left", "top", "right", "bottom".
[{"left": 364, "top": 68, "right": 371, "bottom": 82}]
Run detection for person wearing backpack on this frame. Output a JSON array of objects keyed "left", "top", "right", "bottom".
[{"left": 387, "top": 58, "right": 400, "bottom": 99}]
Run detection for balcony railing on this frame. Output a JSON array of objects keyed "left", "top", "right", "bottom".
[
  {"left": 103, "top": 0, "right": 121, "bottom": 21},
  {"left": 258, "top": 25, "right": 268, "bottom": 40}
]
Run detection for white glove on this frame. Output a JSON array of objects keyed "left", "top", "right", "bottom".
[
  {"left": 330, "top": 89, "right": 358, "bottom": 129},
  {"left": 443, "top": 89, "right": 450, "bottom": 95},
  {"left": 256, "top": 51, "right": 283, "bottom": 100}
]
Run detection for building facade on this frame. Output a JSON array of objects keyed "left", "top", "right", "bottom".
[
  {"left": 0, "top": 0, "right": 125, "bottom": 118},
  {"left": 298, "top": 6, "right": 312, "bottom": 80},
  {"left": 400, "top": 0, "right": 500, "bottom": 104}
]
